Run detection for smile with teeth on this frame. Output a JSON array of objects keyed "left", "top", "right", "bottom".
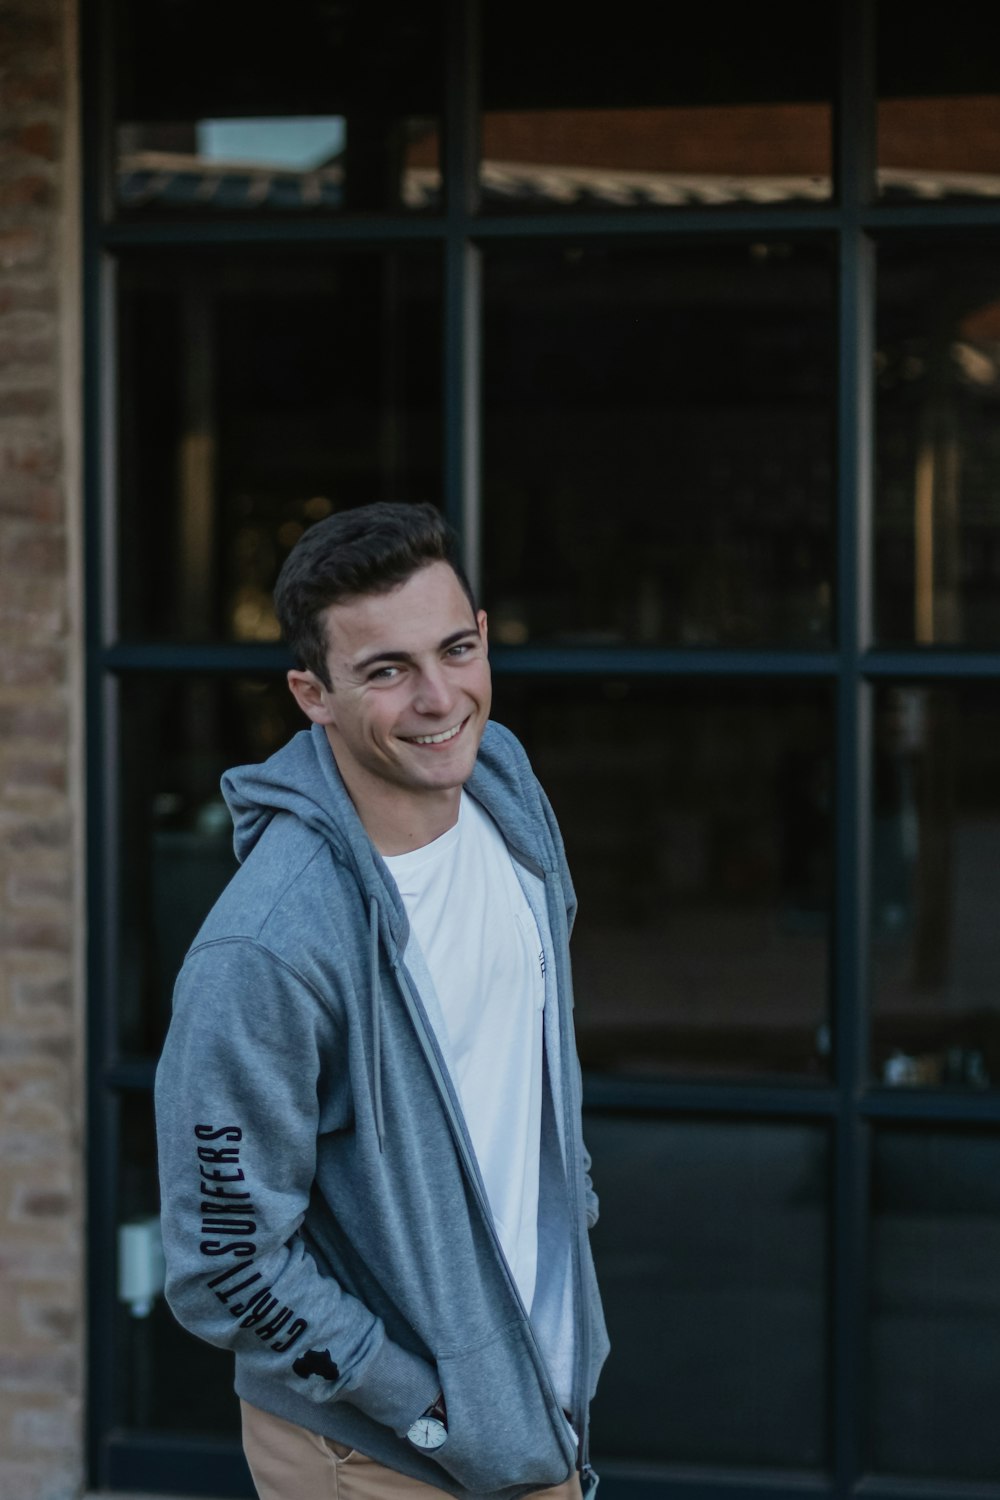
[{"left": 404, "top": 719, "right": 465, "bottom": 746}]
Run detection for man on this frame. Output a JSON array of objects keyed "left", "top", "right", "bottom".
[{"left": 155, "top": 503, "right": 609, "bottom": 1500}]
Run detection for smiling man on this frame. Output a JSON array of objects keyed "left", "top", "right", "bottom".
[{"left": 154, "top": 503, "right": 609, "bottom": 1500}]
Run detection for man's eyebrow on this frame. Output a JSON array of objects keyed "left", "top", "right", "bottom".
[{"left": 351, "top": 627, "right": 479, "bottom": 675}]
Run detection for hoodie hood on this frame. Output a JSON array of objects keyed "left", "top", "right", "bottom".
[
  {"left": 222, "top": 722, "right": 405, "bottom": 934},
  {"left": 224, "top": 722, "right": 357, "bottom": 868},
  {"left": 222, "top": 719, "right": 569, "bottom": 897}
]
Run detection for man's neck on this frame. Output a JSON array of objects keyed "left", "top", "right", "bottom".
[
  {"left": 326, "top": 735, "right": 463, "bottom": 856},
  {"left": 365, "top": 793, "right": 462, "bottom": 856}
]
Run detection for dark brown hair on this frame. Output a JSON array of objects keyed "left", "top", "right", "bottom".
[{"left": 273, "top": 502, "right": 476, "bottom": 687}]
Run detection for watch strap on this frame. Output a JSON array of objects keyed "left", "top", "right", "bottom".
[{"left": 423, "top": 1391, "right": 447, "bottom": 1427}]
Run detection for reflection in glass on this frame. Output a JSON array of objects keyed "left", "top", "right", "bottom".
[
  {"left": 481, "top": 1, "right": 832, "bottom": 212},
  {"left": 117, "top": 678, "right": 304, "bottom": 1057},
  {"left": 483, "top": 242, "right": 836, "bottom": 648},
  {"left": 876, "top": 246, "right": 1000, "bottom": 645},
  {"left": 116, "top": 252, "right": 442, "bottom": 642},
  {"left": 870, "top": 1130, "right": 1000, "bottom": 1479},
  {"left": 588, "top": 1116, "right": 828, "bottom": 1468},
  {"left": 496, "top": 680, "right": 832, "bottom": 1080},
  {"left": 116, "top": 1096, "right": 242, "bottom": 1436},
  {"left": 877, "top": 1, "right": 1000, "bottom": 202},
  {"left": 113, "top": 0, "right": 443, "bottom": 214},
  {"left": 872, "top": 685, "right": 1000, "bottom": 1090}
]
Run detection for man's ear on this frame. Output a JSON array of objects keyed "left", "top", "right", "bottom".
[
  {"left": 287, "top": 669, "right": 336, "bottom": 725},
  {"left": 477, "top": 609, "right": 488, "bottom": 651}
]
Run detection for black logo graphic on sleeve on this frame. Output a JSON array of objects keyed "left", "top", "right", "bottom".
[
  {"left": 192, "top": 1124, "right": 308, "bottom": 1356},
  {"left": 293, "top": 1348, "right": 341, "bottom": 1382}
]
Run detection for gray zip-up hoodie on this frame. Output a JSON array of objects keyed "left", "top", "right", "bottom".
[{"left": 154, "top": 720, "right": 609, "bottom": 1500}]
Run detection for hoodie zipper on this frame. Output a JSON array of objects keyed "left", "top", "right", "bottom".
[{"left": 389, "top": 951, "right": 578, "bottom": 1474}]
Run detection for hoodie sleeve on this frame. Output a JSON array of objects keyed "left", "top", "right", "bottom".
[{"left": 154, "top": 937, "right": 440, "bottom": 1433}]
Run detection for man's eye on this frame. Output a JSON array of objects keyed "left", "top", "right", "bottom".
[
  {"left": 369, "top": 666, "right": 400, "bottom": 682},
  {"left": 447, "top": 642, "right": 472, "bottom": 658}
]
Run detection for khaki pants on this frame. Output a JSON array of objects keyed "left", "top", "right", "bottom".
[{"left": 241, "top": 1400, "right": 583, "bottom": 1500}]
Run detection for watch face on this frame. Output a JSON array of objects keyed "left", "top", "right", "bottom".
[{"left": 407, "top": 1415, "right": 448, "bottom": 1451}]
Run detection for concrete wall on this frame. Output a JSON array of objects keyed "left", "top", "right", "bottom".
[{"left": 0, "top": 0, "right": 85, "bottom": 1495}]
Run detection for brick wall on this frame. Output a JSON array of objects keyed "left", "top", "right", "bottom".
[{"left": 0, "top": 0, "right": 85, "bottom": 1497}]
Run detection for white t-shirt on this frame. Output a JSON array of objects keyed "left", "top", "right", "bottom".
[{"left": 383, "top": 792, "right": 546, "bottom": 1313}]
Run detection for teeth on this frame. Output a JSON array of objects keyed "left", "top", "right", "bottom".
[{"left": 409, "top": 723, "right": 462, "bottom": 745}]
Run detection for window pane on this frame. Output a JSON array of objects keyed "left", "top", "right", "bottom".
[
  {"left": 483, "top": 242, "right": 836, "bottom": 648},
  {"left": 113, "top": 0, "right": 443, "bottom": 214},
  {"left": 116, "top": 1094, "right": 243, "bottom": 1437},
  {"left": 877, "top": 0, "right": 1000, "bottom": 203},
  {"left": 872, "top": 684, "right": 1000, "bottom": 1091},
  {"left": 482, "top": 1, "right": 832, "bottom": 213},
  {"left": 116, "top": 677, "right": 304, "bottom": 1057},
  {"left": 588, "top": 1116, "right": 829, "bottom": 1468},
  {"left": 116, "top": 252, "right": 442, "bottom": 642},
  {"left": 870, "top": 1129, "right": 1000, "bottom": 1479},
  {"left": 876, "top": 244, "right": 1000, "bottom": 646},
  {"left": 496, "top": 679, "right": 833, "bottom": 1081}
]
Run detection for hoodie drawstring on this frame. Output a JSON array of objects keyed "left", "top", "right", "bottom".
[{"left": 369, "top": 897, "right": 385, "bottom": 1153}]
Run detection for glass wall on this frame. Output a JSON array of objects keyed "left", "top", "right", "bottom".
[
  {"left": 117, "top": 251, "right": 442, "bottom": 643},
  {"left": 498, "top": 679, "right": 833, "bottom": 1080},
  {"left": 483, "top": 242, "right": 835, "bottom": 649},
  {"left": 870, "top": 1130, "right": 1000, "bottom": 1479},
  {"left": 113, "top": 0, "right": 445, "bottom": 215},
  {"left": 588, "top": 1117, "right": 829, "bottom": 1467},
  {"left": 480, "top": 1, "right": 833, "bottom": 211},
  {"left": 875, "top": 244, "right": 1000, "bottom": 645},
  {"left": 84, "top": 2, "right": 1000, "bottom": 1498},
  {"left": 876, "top": 0, "right": 1000, "bottom": 204},
  {"left": 871, "top": 683, "right": 1000, "bottom": 1088}
]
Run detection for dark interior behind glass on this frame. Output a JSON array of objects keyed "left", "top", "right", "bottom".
[
  {"left": 483, "top": 242, "right": 836, "bottom": 650},
  {"left": 496, "top": 678, "right": 833, "bottom": 1081},
  {"left": 116, "top": 251, "right": 442, "bottom": 643},
  {"left": 113, "top": 0, "right": 444, "bottom": 215}
]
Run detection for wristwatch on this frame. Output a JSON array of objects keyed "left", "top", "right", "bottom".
[{"left": 407, "top": 1392, "right": 448, "bottom": 1451}]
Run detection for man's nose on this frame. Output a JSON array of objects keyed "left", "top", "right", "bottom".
[{"left": 412, "top": 663, "right": 453, "bottom": 715}]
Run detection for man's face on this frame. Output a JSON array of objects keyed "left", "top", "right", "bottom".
[{"left": 288, "top": 561, "right": 491, "bottom": 816}]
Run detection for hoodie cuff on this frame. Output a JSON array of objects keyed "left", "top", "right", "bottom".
[{"left": 347, "top": 1336, "right": 441, "bottom": 1437}]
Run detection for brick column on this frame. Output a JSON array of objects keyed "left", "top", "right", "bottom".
[{"left": 0, "top": 0, "right": 85, "bottom": 1495}]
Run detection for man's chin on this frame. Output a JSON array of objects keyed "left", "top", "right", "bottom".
[{"left": 409, "top": 752, "right": 477, "bottom": 790}]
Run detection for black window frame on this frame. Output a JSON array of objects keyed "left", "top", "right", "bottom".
[{"left": 82, "top": 2, "right": 1000, "bottom": 1496}]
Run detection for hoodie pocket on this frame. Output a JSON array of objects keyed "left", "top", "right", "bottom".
[{"left": 431, "top": 1323, "right": 575, "bottom": 1494}]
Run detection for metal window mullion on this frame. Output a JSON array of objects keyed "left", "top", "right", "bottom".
[
  {"left": 102, "top": 216, "right": 448, "bottom": 249},
  {"left": 584, "top": 1078, "right": 839, "bottom": 1119},
  {"left": 443, "top": 0, "right": 482, "bottom": 593},
  {"left": 443, "top": 240, "right": 481, "bottom": 595},
  {"left": 862, "top": 649, "right": 1000, "bottom": 679},
  {"left": 82, "top": 0, "right": 123, "bottom": 1478},
  {"left": 467, "top": 207, "right": 842, "bottom": 239},
  {"left": 831, "top": 657, "right": 874, "bottom": 1500},
  {"left": 861, "top": 203, "right": 1000, "bottom": 232},
  {"left": 832, "top": 2, "right": 877, "bottom": 1492},
  {"left": 83, "top": 655, "right": 120, "bottom": 1492},
  {"left": 863, "top": 1090, "right": 1000, "bottom": 1127}
]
